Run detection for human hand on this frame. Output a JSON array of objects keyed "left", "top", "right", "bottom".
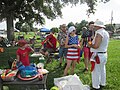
[
  {"left": 88, "top": 41, "right": 92, "bottom": 47},
  {"left": 72, "top": 44, "right": 78, "bottom": 48},
  {"left": 61, "top": 42, "right": 65, "bottom": 46}
]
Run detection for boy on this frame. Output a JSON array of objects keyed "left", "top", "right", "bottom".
[{"left": 16, "top": 40, "right": 34, "bottom": 66}]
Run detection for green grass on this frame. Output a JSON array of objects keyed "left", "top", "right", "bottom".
[
  {"left": 0, "top": 35, "right": 120, "bottom": 90},
  {"left": 45, "top": 39, "right": 120, "bottom": 90}
]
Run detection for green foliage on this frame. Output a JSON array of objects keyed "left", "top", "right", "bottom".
[
  {"left": 0, "top": 0, "right": 110, "bottom": 41},
  {"left": 51, "top": 27, "right": 59, "bottom": 33},
  {"left": 105, "top": 24, "right": 115, "bottom": 32},
  {"left": 67, "top": 22, "right": 75, "bottom": 28},
  {"left": 75, "top": 20, "right": 88, "bottom": 34},
  {"left": 21, "top": 23, "right": 31, "bottom": 33}
]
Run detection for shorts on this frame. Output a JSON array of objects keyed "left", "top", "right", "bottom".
[
  {"left": 83, "top": 47, "right": 91, "bottom": 59},
  {"left": 59, "top": 47, "right": 68, "bottom": 58}
]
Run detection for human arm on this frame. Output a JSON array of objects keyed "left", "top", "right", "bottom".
[
  {"left": 65, "top": 36, "right": 77, "bottom": 48},
  {"left": 80, "top": 38, "right": 84, "bottom": 49},
  {"left": 47, "top": 40, "right": 53, "bottom": 47},
  {"left": 16, "top": 55, "right": 20, "bottom": 62},
  {"left": 72, "top": 35, "right": 81, "bottom": 48},
  {"left": 57, "top": 33, "right": 61, "bottom": 45},
  {"left": 88, "top": 33, "right": 102, "bottom": 49},
  {"left": 25, "top": 44, "right": 34, "bottom": 53},
  {"left": 57, "top": 33, "right": 65, "bottom": 46},
  {"left": 44, "top": 34, "right": 54, "bottom": 47}
]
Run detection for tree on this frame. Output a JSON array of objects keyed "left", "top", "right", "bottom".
[
  {"left": 0, "top": 0, "right": 63, "bottom": 41},
  {"left": 75, "top": 20, "right": 88, "bottom": 34},
  {"left": 15, "top": 20, "right": 34, "bottom": 32},
  {"left": 51, "top": 27, "right": 59, "bottom": 33},
  {"left": 21, "top": 23, "right": 31, "bottom": 34},
  {"left": 105, "top": 24, "right": 115, "bottom": 33},
  {"left": 67, "top": 22, "right": 75, "bottom": 28},
  {"left": 15, "top": 21, "right": 22, "bottom": 31},
  {"left": 0, "top": 0, "right": 110, "bottom": 41}
]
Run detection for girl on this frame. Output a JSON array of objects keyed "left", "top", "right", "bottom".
[{"left": 64, "top": 26, "right": 80, "bottom": 76}]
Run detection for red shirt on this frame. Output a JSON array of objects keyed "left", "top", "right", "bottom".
[
  {"left": 16, "top": 47, "right": 32, "bottom": 66},
  {"left": 46, "top": 34, "right": 57, "bottom": 50}
]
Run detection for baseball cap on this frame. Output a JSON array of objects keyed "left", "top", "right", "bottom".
[{"left": 18, "top": 40, "right": 27, "bottom": 47}]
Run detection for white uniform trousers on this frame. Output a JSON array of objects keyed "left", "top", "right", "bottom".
[{"left": 92, "top": 53, "right": 107, "bottom": 89}]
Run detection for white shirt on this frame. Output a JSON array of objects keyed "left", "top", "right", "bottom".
[{"left": 90, "top": 28, "right": 109, "bottom": 52}]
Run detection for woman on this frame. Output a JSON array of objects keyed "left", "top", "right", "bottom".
[{"left": 64, "top": 26, "right": 80, "bottom": 76}]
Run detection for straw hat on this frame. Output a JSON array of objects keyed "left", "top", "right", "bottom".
[{"left": 94, "top": 20, "right": 105, "bottom": 28}]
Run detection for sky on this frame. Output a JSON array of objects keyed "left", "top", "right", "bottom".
[{"left": 0, "top": 0, "right": 120, "bottom": 30}]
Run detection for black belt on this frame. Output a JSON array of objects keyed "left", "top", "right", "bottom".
[{"left": 98, "top": 52, "right": 106, "bottom": 53}]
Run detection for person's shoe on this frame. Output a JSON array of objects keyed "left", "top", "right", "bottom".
[
  {"left": 100, "top": 85, "right": 105, "bottom": 89},
  {"left": 83, "top": 68, "right": 88, "bottom": 73},
  {"left": 91, "top": 87, "right": 101, "bottom": 90}
]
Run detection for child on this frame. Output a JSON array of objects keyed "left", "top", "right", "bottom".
[{"left": 16, "top": 40, "right": 34, "bottom": 66}]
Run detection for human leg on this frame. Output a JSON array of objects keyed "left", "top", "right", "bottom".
[
  {"left": 71, "top": 60, "right": 77, "bottom": 75},
  {"left": 83, "top": 47, "right": 90, "bottom": 71},
  {"left": 46, "top": 49, "right": 55, "bottom": 63},
  {"left": 64, "top": 60, "right": 72, "bottom": 76},
  {"left": 100, "top": 64, "right": 106, "bottom": 86},
  {"left": 40, "top": 48, "right": 47, "bottom": 55},
  {"left": 99, "top": 54, "right": 107, "bottom": 86},
  {"left": 92, "top": 63, "right": 101, "bottom": 89},
  {"left": 59, "top": 47, "right": 63, "bottom": 67},
  {"left": 63, "top": 48, "right": 68, "bottom": 69}
]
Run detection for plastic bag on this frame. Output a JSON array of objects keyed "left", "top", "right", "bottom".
[{"left": 54, "top": 74, "right": 90, "bottom": 90}]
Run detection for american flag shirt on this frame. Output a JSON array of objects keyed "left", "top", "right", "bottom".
[{"left": 66, "top": 35, "right": 80, "bottom": 60}]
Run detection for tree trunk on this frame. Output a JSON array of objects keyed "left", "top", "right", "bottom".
[{"left": 6, "top": 13, "right": 14, "bottom": 41}]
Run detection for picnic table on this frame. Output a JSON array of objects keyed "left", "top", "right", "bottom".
[{"left": 0, "top": 74, "right": 48, "bottom": 90}]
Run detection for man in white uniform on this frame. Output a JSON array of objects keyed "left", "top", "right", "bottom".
[{"left": 88, "top": 20, "right": 109, "bottom": 90}]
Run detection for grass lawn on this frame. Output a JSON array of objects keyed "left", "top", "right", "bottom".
[
  {"left": 46, "top": 39, "right": 120, "bottom": 90},
  {"left": 0, "top": 37, "right": 120, "bottom": 90}
]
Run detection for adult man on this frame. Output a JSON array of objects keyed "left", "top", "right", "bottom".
[
  {"left": 40, "top": 28, "right": 57, "bottom": 63},
  {"left": 57, "top": 24, "right": 68, "bottom": 68},
  {"left": 81, "top": 21, "right": 94, "bottom": 72},
  {"left": 88, "top": 20, "right": 109, "bottom": 89}
]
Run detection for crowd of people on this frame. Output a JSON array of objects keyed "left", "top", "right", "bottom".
[{"left": 15, "top": 19, "right": 109, "bottom": 90}]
